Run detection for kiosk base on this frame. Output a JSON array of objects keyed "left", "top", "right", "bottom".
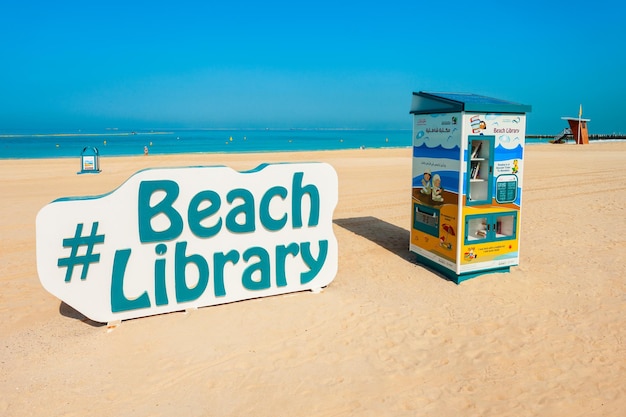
[{"left": 412, "top": 252, "right": 511, "bottom": 284}]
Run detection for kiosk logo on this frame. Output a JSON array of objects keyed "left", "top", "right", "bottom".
[{"left": 36, "top": 163, "right": 338, "bottom": 323}]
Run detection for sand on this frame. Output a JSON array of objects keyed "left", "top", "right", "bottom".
[{"left": 1, "top": 143, "right": 625, "bottom": 416}]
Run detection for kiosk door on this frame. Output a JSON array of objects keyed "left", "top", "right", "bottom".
[{"left": 467, "top": 136, "right": 494, "bottom": 205}]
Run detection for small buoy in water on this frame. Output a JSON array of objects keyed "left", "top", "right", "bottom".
[
  {"left": 56, "top": 144, "right": 59, "bottom": 148},
  {"left": 229, "top": 136, "right": 233, "bottom": 141},
  {"left": 103, "top": 140, "right": 107, "bottom": 145}
]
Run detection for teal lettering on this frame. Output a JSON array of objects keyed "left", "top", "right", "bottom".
[
  {"left": 260, "top": 186, "right": 288, "bottom": 231},
  {"left": 276, "top": 243, "right": 299, "bottom": 287},
  {"left": 175, "top": 242, "right": 209, "bottom": 303},
  {"left": 110, "top": 249, "right": 151, "bottom": 312},
  {"left": 292, "top": 172, "right": 320, "bottom": 228},
  {"left": 242, "top": 247, "right": 271, "bottom": 290},
  {"left": 213, "top": 250, "right": 240, "bottom": 297},
  {"left": 300, "top": 240, "right": 328, "bottom": 284},
  {"left": 138, "top": 180, "right": 184, "bottom": 243},
  {"left": 188, "top": 190, "right": 222, "bottom": 238},
  {"left": 226, "top": 189, "right": 256, "bottom": 233},
  {"left": 154, "top": 244, "right": 168, "bottom": 306}
]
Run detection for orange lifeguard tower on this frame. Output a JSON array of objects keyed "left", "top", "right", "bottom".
[{"left": 561, "top": 117, "right": 590, "bottom": 144}]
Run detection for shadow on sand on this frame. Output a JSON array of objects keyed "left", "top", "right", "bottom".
[
  {"left": 60, "top": 302, "right": 105, "bottom": 327},
  {"left": 333, "top": 216, "right": 452, "bottom": 282},
  {"left": 334, "top": 216, "right": 414, "bottom": 262}
]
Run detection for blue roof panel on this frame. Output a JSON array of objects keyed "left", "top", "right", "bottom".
[{"left": 411, "top": 91, "right": 531, "bottom": 114}]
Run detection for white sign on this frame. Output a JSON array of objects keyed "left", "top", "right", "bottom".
[{"left": 36, "top": 163, "right": 338, "bottom": 323}]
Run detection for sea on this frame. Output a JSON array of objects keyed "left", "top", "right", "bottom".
[{"left": 0, "top": 128, "right": 555, "bottom": 159}]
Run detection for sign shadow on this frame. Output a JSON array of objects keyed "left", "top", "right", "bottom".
[
  {"left": 334, "top": 217, "right": 415, "bottom": 263},
  {"left": 334, "top": 216, "right": 454, "bottom": 282},
  {"left": 60, "top": 302, "right": 105, "bottom": 327}
]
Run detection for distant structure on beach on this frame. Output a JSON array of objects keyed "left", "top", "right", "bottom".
[
  {"left": 555, "top": 105, "right": 590, "bottom": 144},
  {"left": 560, "top": 117, "right": 590, "bottom": 144}
]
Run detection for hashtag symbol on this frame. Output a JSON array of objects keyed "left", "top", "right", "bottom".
[{"left": 57, "top": 222, "right": 106, "bottom": 282}]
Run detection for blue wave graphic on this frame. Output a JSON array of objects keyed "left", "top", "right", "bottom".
[
  {"left": 413, "top": 143, "right": 460, "bottom": 160},
  {"left": 494, "top": 144, "right": 524, "bottom": 161}
]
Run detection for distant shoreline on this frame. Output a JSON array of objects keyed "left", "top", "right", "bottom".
[
  {"left": 526, "top": 134, "right": 626, "bottom": 140},
  {"left": 0, "top": 128, "right": 411, "bottom": 138},
  {"left": 0, "top": 131, "right": 173, "bottom": 138},
  {"left": 2, "top": 130, "right": 624, "bottom": 140}
]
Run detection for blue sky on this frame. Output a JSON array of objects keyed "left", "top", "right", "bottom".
[{"left": 1, "top": 0, "right": 624, "bottom": 134}]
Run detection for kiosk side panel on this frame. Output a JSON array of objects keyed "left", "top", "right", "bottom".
[
  {"left": 459, "top": 113, "right": 526, "bottom": 272},
  {"left": 410, "top": 112, "right": 462, "bottom": 272}
]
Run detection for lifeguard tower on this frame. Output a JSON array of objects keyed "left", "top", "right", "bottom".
[{"left": 560, "top": 116, "right": 590, "bottom": 144}]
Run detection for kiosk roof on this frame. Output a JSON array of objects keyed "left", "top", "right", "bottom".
[{"left": 410, "top": 91, "right": 532, "bottom": 115}]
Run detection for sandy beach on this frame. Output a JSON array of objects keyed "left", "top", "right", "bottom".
[{"left": 1, "top": 143, "right": 625, "bottom": 416}]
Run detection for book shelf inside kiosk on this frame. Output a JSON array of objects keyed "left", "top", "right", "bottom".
[
  {"left": 467, "top": 136, "right": 493, "bottom": 205},
  {"left": 465, "top": 212, "right": 517, "bottom": 244},
  {"left": 466, "top": 216, "right": 489, "bottom": 242}
]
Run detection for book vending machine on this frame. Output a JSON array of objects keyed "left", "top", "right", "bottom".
[{"left": 409, "top": 92, "right": 532, "bottom": 283}]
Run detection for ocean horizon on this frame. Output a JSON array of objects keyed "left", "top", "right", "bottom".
[
  {"left": 0, "top": 128, "right": 414, "bottom": 159},
  {"left": 0, "top": 128, "right": 583, "bottom": 159}
]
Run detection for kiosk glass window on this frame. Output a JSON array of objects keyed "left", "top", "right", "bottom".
[
  {"left": 467, "top": 136, "right": 494, "bottom": 205},
  {"left": 465, "top": 212, "right": 517, "bottom": 244},
  {"left": 495, "top": 213, "right": 516, "bottom": 239},
  {"left": 466, "top": 215, "right": 489, "bottom": 243}
]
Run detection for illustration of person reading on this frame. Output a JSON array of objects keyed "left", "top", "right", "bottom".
[
  {"left": 432, "top": 174, "right": 444, "bottom": 202},
  {"left": 421, "top": 170, "right": 432, "bottom": 194}
]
